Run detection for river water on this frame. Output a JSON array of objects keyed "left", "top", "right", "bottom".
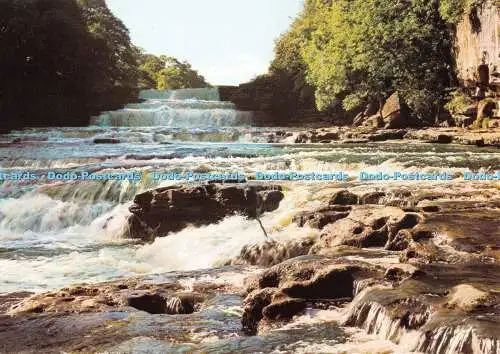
[{"left": 0, "top": 88, "right": 498, "bottom": 295}]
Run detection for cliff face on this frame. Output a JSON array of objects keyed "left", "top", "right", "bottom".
[{"left": 454, "top": 0, "right": 499, "bottom": 84}]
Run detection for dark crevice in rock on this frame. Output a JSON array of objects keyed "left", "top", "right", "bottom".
[{"left": 126, "top": 292, "right": 202, "bottom": 315}]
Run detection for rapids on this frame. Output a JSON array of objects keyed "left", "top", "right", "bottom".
[
  {"left": 1, "top": 88, "right": 499, "bottom": 292},
  {"left": 0, "top": 88, "right": 499, "bottom": 353}
]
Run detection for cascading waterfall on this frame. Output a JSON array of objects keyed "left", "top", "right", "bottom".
[
  {"left": 413, "top": 326, "right": 500, "bottom": 354},
  {"left": 91, "top": 87, "right": 254, "bottom": 127},
  {"left": 343, "top": 286, "right": 498, "bottom": 354}
]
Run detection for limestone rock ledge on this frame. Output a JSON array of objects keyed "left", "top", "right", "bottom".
[{"left": 126, "top": 183, "right": 284, "bottom": 241}]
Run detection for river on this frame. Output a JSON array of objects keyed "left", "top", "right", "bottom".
[{"left": 0, "top": 88, "right": 499, "bottom": 353}]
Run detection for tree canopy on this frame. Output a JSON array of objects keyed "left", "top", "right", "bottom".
[
  {"left": 137, "top": 53, "right": 209, "bottom": 91},
  {"left": 239, "top": 0, "right": 462, "bottom": 123},
  {"left": 0, "top": 0, "right": 209, "bottom": 131},
  {"left": 299, "top": 0, "right": 454, "bottom": 120}
]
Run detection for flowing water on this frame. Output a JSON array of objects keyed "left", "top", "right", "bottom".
[{"left": 1, "top": 88, "right": 499, "bottom": 352}]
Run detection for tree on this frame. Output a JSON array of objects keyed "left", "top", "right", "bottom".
[
  {"left": 0, "top": 0, "right": 140, "bottom": 131},
  {"left": 137, "top": 52, "right": 165, "bottom": 89},
  {"left": 156, "top": 56, "right": 208, "bottom": 90},
  {"left": 78, "top": 0, "right": 139, "bottom": 112},
  {"left": 136, "top": 52, "right": 209, "bottom": 91},
  {"left": 301, "top": 0, "right": 453, "bottom": 120},
  {"left": 0, "top": 0, "right": 93, "bottom": 130}
]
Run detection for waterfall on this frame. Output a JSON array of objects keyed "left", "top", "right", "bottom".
[
  {"left": 91, "top": 87, "right": 253, "bottom": 128},
  {"left": 343, "top": 286, "right": 499, "bottom": 354},
  {"left": 413, "top": 326, "right": 500, "bottom": 354}
]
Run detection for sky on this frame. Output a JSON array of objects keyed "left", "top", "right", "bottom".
[{"left": 106, "top": 0, "right": 303, "bottom": 86}]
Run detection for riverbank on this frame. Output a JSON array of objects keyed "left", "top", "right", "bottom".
[
  {"left": 1, "top": 179, "right": 498, "bottom": 353},
  {"left": 264, "top": 126, "right": 500, "bottom": 148}
]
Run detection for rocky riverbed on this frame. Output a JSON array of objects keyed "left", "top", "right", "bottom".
[{"left": 1, "top": 181, "right": 498, "bottom": 353}]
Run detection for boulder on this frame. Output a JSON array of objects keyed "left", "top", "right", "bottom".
[
  {"left": 295, "top": 133, "right": 309, "bottom": 143},
  {"left": 312, "top": 206, "right": 423, "bottom": 252},
  {"left": 242, "top": 288, "right": 278, "bottom": 335},
  {"left": 353, "top": 101, "right": 380, "bottom": 127},
  {"left": 380, "top": 92, "right": 411, "bottom": 129},
  {"left": 242, "top": 256, "right": 377, "bottom": 334},
  {"left": 126, "top": 183, "right": 284, "bottom": 241},
  {"left": 93, "top": 138, "right": 120, "bottom": 144}
]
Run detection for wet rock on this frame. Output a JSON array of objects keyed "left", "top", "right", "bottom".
[
  {"left": 232, "top": 239, "right": 314, "bottom": 267},
  {"left": 341, "top": 138, "right": 371, "bottom": 144},
  {"left": 384, "top": 264, "right": 423, "bottom": 283},
  {"left": 329, "top": 190, "right": 359, "bottom": 205},
  {"left": 126, "top": 183, "right": 284, "bottom": 241},
  {"left": 436, "top": 134, "right": 453, "bottom": 144},
  {"left": 293, "top": 205, "right": 351, "bottom": 229},
  {"left": 246, "top": 256, "right": 374, "bottom": 295},
  {"left": 242, "top": 256, "right": 378, "bottom": 334},
  {"left": 261, "top": 296, "right": 307, "bottom": 321},
  {"left": 242, "top": 288, "right": 277, "bottom": 335},
  {"left": 294, "top": 133, "right": 308, "bottom": 143},
  {"left": 127, "top": 292, "right": 166, "bottom": 314},
  {"left": 164, "top": 293, "right": 202, "bottom": 314},
  {"left": 344, "top": 258, "right": 500, "bottom": 353},
  {"left": 366, "top": 129, "right": 407, "bottom": 141},
  {"left": 421, "top": 205, "right": 440, "bottom": 213},
  {"left": 446, "top": 284, "right": 489, "bottom": 311},
  {"left": 313, "top": 206, "right": 422, "bottom": 251},
  {"left": 0, "top": 292, "right": 33, "bottom": 313},
  {"left": 404, "top": 127, "right": 500, "bottom": 147},
  {"left": 281, "top": 264, "right": 364, "bottom": 299},
  {"left": 93, "top": 138, "right": 120, "bottom": 144},
  {"left": 310, "top": 132, "right": 339, "bottom": 143},
  {"left": 386, "top": 229, "right": 413, "bottom": 251}
]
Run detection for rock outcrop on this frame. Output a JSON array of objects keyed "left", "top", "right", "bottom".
[
  {"left": 242, "top": 256, "right": 378, "bottom": 334},
  {"left": 454, "top": 1, "right": 500, "bottom": 87},
  {"left": 126, "top": 183, "right": 284, "bottom": 241},
  {"left": 312, "top": 205, "right": 423, "bottom": 251}
]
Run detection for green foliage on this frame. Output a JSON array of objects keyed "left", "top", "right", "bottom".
[
  {"left": 482, "top": 117, "right": 490, "bottom": 129},
  {"left": 439, "top": 0, "right": 469, "bottom": 23},
  {"left": 232, "top": 1, "right": 321, "bottom": 122},
  {"left": 156, "top": 57, "right": 208, "bottom": 90},
  {"left": 0, "top": 0, "right": 140, "bottom": 130},
  {"left": 0, "top": 0, "right": 92, "bottom": 130},
  {"left": 444, "top": 89, "right": 474, "bottom": 114},
  {"left": 137, "top": 53, "right": 165, "bottom": 89},
  {"left": 299, "top": 0, "right": 454, "bottom": 119},
  {"left": 438, "top": 0, "right": 486, "bottom": 24},
  {"left": 78, "top": 0, "right": 139, "bottom": 110},
  {"left": 136, "top": 53, "right": 209, "bottom": 90}
]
